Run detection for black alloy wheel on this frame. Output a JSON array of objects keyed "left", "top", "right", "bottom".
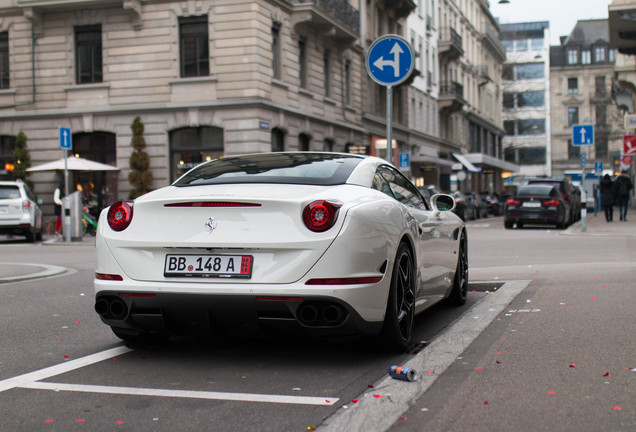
[
  {"left": 448, "top": 233, "right": 468, "bottom": 306},
  {"left": 380, "top": 242, "right": 415, "bottom": 352}
]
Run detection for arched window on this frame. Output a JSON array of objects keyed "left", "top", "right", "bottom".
[
  {"left": 170, "top": 126, "right": 224, "bottom": 182},
  {"left": 72, "top": 132, "right": 117, "bottom": 212},
  {"left": 323, "top": 138, "right": 334, "bottom": 152},
  {"left": 299, "top": 133, "right": 310, "bottom": 151},
  {"left": 271, "top": 128, "right": 285, "bottom": 152}
]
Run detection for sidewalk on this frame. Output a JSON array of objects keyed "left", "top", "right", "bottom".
[{"left": 563, "top": 205, "right": 636, "bottom": 237}]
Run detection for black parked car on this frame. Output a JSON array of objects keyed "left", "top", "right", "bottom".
[
  {"left": 526, "top": 178, "right": 580, "bottom": 224},
  {"left": 450, "top": 191, "right": 470, "bottom": 221},
  {"left": 504, "top": 185, "right": 570, "bottom": 229},
  {"left": 478, "top": 192, "right": 503, "bottom": 216},
  {"left": 465, "top": 192, "right": 488, "bottom": 219}
]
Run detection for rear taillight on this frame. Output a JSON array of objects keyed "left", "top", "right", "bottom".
[
  {"left": 506, "top": 199, "right": 521, "bottom": 206},
  {"left": 107, "top": 201, "right": 133, "bottom": 231},
  {"left": 22, "top": 200, "right": 31, "bottom": 211},
  {"left": 95, "top": 272, "right": 123, "bottom": 281},
  {"left": 303, "top": 200, "right": 340, "bottom": 232},
  {"left": 543, "top": 199, "right": 560, "bottom": 207}
]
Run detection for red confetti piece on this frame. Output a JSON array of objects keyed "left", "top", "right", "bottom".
[
  {"left": 590, "top": 297, "right": 596, "bottom": 300},
  {"left": 496, "top": 352, "right": 503, "bottom": 355},
  {"left": 603, "top": 372, "right": 611, "bottom": 377},
  {"left": 352, "top": 399, "right": 359, "bottom": 403},
  {"left": 76, "top": 419, "right": 84, "bottom": 423},
  {"left": 569, "top": 364, "right": 576, "bottom": 368},
  {"left": 64, "top": 355, "right": 69, "bottom": 358},
  {"left": 613, "top": 406, "right": 622, "bottom": 411},
  {"left": 482, "top": 401, "right": 488, "bottom": 405},
  {"left": 500, "top": 338, "right": 508, "bottom": 341},
  {"left": 427, "top": 371, "right": 434, "bottom": 375},
  {"left": 475, "top": 367, "right": 484, "bottom": 370},
  {"left": 373, "top": 394, "right": 383, "bottom": 399},
  {"left": 44, "top": 419, "right": 54, "bottom": 423},
  {"left": 546, "top": 391, "right": 557, "bottom": 395},
  {"left": 367, "top": 384, "right": 374, "bottom": 388},
  {"left": 496, "top": 360, "right": 501, "bottom": 364},
  {"left": 325, "top": 400, "right": 330, "bottom": 403},
  {"left": 400, "top": 417, "right": 408, "bottom": 421},
  {"left": 76, "top": 321, "right": 81, "bottom": 324},
  {"left": 58, "top": 339, "right": 63, "bottom": 342},
  {"left": 116, "top": 421, "right": 125, "bottom": 425}
]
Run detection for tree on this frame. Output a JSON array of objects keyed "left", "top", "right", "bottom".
[
  {"left": 128, "top": 116, "right": 153, "bottom": 199},
  {"left": 12, "top": 131, "right": 33, "bottom": 189}
]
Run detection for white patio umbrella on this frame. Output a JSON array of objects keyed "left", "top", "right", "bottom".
[{"left": 27, "top": 156, "right": 119, "bottom": 172}]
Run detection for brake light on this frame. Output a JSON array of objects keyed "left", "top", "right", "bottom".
[
  {"left": 22, "top": 200, "right": 31, "bottom": 211},
  {"left": 303, "top": 200, "right": 340, "bottom": 232},
  {"left": 506, "top": 199, "right": 521, "bottom": 206},
  {"left": 543, "top": 199, "right": 560, "bottom": 207},
  {"left": 107, "top": 201, "right": 133, "bottom": 231},
  {"left": 95, "top": 272, "right": 123, "bottom": 281}
]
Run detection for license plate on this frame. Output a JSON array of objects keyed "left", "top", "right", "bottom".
[
  {"left": 523, "top": 202, "right": 541, "bottom": 208},
  {"left": 164, "top": 254, "right": 253, "bottom": 278}
]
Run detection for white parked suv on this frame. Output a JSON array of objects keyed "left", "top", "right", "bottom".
[{"left": 0, "top": 180, "right": 43, "bottom": 242}]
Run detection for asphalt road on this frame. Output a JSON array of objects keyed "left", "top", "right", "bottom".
[{"left": 0, "top": 213, "right": 634, "bottom": 431}]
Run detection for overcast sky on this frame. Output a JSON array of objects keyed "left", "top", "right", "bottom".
[{"left": 488, "top": 0, "right": 613, "bottom": 45}]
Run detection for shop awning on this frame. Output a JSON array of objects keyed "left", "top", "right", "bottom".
[
  {"left": 411, "top": 155, "right": 456, "bottom": 167},
  {"left": 463, "top": 153, "right": 520, "bottom": 172},
  {"left": 452, "top": 153, "right": 482, "bottom": 172}
]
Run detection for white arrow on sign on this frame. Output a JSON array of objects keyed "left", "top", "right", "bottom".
[
  {"left": 62, "top": 130, "right": 69, "bottom": 147},
  {"left": 579, "top": 127, "right": 587, "bottom": 143},
  {"left": 373, "top": 43, "right": 403, "bottom": 78}
]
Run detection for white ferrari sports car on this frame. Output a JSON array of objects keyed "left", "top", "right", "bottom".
[{"left": 94, "top": 152, "right": 468, "bottom": 351}]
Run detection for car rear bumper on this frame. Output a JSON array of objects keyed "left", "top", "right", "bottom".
[
  {"left": 94, "top": 290, "right": 384, "bottom": 338},
  {"left": 505, "top": 208, "right": 561, "bottom": 225}
]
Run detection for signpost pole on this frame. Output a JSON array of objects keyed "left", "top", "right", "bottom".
[
  {"left": 63, "top": 147, "right": 70, "bottom": 242},
  {"left": 581, "top": 161, "right": 586, "bottom": 233},
  {"left": 386, "top": 85, "right": 393, "bottom": 165}
]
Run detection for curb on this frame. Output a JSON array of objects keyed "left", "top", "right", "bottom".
[{"left": 0, "top": 262, "right": 72, "bottom": 284}]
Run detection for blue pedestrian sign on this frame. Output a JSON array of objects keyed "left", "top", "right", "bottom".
[
  {"left": 594, "top": 161, "right": 603, "bottom": 175},
  {"left": 59, "top": 127, "right": 72, "bottom": 150},
  {"left": 366, "top": 35, "right": 414, "bottom": 87},
  {"left": 572, "top": 124, "right": 594, "bottom": 146}
]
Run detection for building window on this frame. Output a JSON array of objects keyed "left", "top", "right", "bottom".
[
  {"left": 596, "top": 105, "right": 607, "bottom": 126},
  {"left": 344, "top": 60, "right": 351, "bottom": 105},
  {"left": 0, "top": 135, "right": 16, "bottom": 178},
  {"left": 323, "top": 50, "right": 331, "bottom": 97},
  {"left": 504, "top": 147, "right": 546, "bottom": 165},
  {"left": 518, "top": 119, "right": 545, "bottom": 135},
  {"left": 594, "top": 46, "right": 605, "bottom": 63},
  {"left": 518, "top": 91, "right": 545, "bottom": 108},
  {"left": 581, "top": 50, "right": 591, "bottom": 64},
  {"left": 0, "top": 32, "right": 8, "bottom": 89},
  {"left": 595, "top": 76, "right": 606, "bottom": 97},
  {"left": 75, "top": 25, "right": 102, "bottom": 84},
  {"left": 299, "top": 38, "right": 307, "bottom": 89},
  {"left": 503, "top": 120, "right": 515, "bottom": 135},
  {"left": 299, "top": 133, "right": 310, "bottom": 151},
  {"left": 323, "top": 139, "right": 334, "bottom": 152},
  {"left": 271, "top": 128, "right": 285, "bottom": 152},
  {"left": 568, "top": 139, "right": 580, "bottom": 160},
  {"left": 568, "top": 77, "right": 578, "bottom": 95},
  {"left": 271, "top": 22, "right": 281, "bottom": 80},
  {"left": 503, "top": 93, "right": 515, "bottom": 110},
  {"left": 170, "top": 126, "right": 224, "bottom": 182},
  {"left": 596, "top": 138, "right": 608, "bottom": 159},
  {"left": 568, "top": 107, "right": 579, "bottom": 126},
  {"left": 179, "top": 16, "right": 209, "bottom": 78},
  {"left": 567, "top": 49, "right": 578, "bottom": 65},
  {"left": 516, "top": 63, "right": 544, "bottom": 80},
  {"left": 609, "top": 49, "right": 615, "bottom": 63}
]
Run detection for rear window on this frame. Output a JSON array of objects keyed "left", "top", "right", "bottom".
[
  {"left": 517, "top": 186, "right": 554, "bottom": 196},
  {"left": 174, "top": 153, "right": 364, "bottom": 186},
  {"left": 0, "top": 186, "right": 21, "bottom": 199}
]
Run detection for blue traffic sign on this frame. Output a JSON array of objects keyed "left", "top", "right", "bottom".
[
  {"left": 59, "top": 127, "right": 72, "bottom": 150},
  {"left": 366, "top": 35, "right": 414, "bottom": 86},
  {"left": 572, "top": 124, "right": 594, "bottom": 146},
  {"left": 399, "top": 153, "right": 410, "bottom": 169},
  {"left": 594, "top": 161, "right": 603, "bottom": 175}
]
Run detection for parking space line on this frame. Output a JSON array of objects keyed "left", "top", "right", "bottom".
[
  {"left": 0, "top": 346, "right": 133, "bottom": 392},
  {"left": 21, "top": 381, "right": 339, "bottom": 406}
]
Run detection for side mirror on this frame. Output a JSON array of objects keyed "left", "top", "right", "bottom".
[{"left": 430, "top": 194, "right": 456, "bottom": 213}]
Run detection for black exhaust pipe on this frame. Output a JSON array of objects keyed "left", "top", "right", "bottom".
[
  {"left": 297, "top": 304, "right": 319, "bottom": 325},
  {"left": 94, "top": 299, "right": 109, "bottom": 316},
  {"left": 322, "top": 304, "right": 345, "bottom": 325},
  {"left": 108, "top": 299, "right": 128, "bottom": 320}
]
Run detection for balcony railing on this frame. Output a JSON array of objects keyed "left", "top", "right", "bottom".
[
  {"left": 438, "top": 27, "right": 463, "bottom": 60},
  {"left": 291, "top": 0, "right": 360, "bottom": 32}
]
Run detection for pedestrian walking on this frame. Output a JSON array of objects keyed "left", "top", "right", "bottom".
[
  {"left": 53, "top": 182, "right": 64, "bottom": 236},
  {"left": 599, "top": 174, "right": 615, "bottom": 222},
  {"left": 614, "top": 170, "right": 634, "bottom": 221}
]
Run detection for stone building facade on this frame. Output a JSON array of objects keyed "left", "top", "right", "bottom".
[{"left": 550, "top": 19, "right": 624, "bottom": 178}]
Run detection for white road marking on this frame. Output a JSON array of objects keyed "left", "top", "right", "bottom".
[
  {"left": 21, "top": 382, "right": 338, "bottom": 406},
  {"left": 0, "top": 345, "right": 338, "bottom": 406},
  {"left": 0, "top": 346, "right": 132, "bottom": 392}
]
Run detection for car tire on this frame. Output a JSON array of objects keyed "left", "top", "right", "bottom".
[
  {"left": 504, "top": 221, "right": 513, "bottom": 229},
  {"left": 379, "top": 242, "right": 415, "bottom": 352},
  {"left": 447, "top": 232, "right": 468, "bottom": 306},
  {"left": 25, "top": 226, "right": 36, "bottom": 243}
]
